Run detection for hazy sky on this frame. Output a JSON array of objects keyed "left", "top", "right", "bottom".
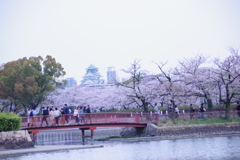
[{"left": 1, "top": 0, "right": 240, "bottom": 83}]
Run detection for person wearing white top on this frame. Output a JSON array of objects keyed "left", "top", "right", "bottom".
[
  {"left": 49, "top": 108, "right": 55, "bottom": 126},
  {"left": 73, "top": 107, "right": 79, "bottom": 123},
  {"left": 154, "top": 103, "right": 158, "bottom": 114},
  {"left": 54, "top": 108, "right": 60, "bottom": 126},
  {"left": 175, "top": 106, "right": 179, "bottom": 118}
]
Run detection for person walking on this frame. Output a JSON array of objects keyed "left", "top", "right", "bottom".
[
  {"left": 168, "top": 106, "right": 172, "bottom": 118},
  {"left": 59, "top": 108, "right": 65, "bottom": 125},
  {"left": 199, "top": 103, "right": 206, "bottom": 119},
  {"left": 85, "top": 105, "right": 92, "bottom": 123},
  {"left": 175, "top": 105, "right": 179, "bottom": 118},
  {"left": 154, "top": 103, "right": 158, "bottom": 114},
  {"left": 189, "top": 104, "right": 195, "bottom": 119},
  {"left": 63, "top": 104, "right": 70, "bottom": 124},
  {"left": 237, "top": 102, "right": 240, "bottom": 117},
  {"left": 73, "top": 106, "right": 79, "bottom": 124},
  {"left": 153, "top": 103, "right": 159, "bottom": 120},
  {"left": 40, "top": 107, "right": 49, "bottom": 127},
  {"left": 54, "top": 108, "right": 60, "bottom": 126},
  {"left": 49, "top": 108, "right": 55, "bottom": 126},
  {"left": 30, "top": 108, "right": 37, "bottom": 127},
  {"left": 78, "top": 106, "right": 85, "bottom": 124}
]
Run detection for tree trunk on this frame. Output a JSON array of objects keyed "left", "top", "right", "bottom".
[
  {"left": 13, "top": 102, "right": 19, "bottom": 114},
  {"left": 1, "top": 105, "right": 7, "bottom": 112},
  {"left": 207, "top": 98, "right": 213, "bottom": 111},
  {"left": 9, "top": 102, "right": 13, "bottom": 112},
  {"left": 171, "top": 100, "right": 176, "bottom": 124},
  {"left": 142, "top": 101, "right": 149, "bottom": 112},
  {"left": 225, "top": 101, "right": 231, "bottom": 120}
]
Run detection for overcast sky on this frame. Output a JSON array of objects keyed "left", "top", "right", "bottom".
[{"left": 1, "top": 0, "right": 240, "bottom": 83}]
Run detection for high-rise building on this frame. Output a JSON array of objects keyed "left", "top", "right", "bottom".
[
  {"left": 80, "top": 64, "right": 105, "bottom": 87},
  {"left": 66, "top": 77, "right": 76, "bottom": 87},
  {"left": 107, "top": 67, "right": 116, "bottom": 84}
]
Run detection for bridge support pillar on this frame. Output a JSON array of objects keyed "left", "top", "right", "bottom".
[
  {"left": 81, "top": 129, "right": 85, "bottom": 145},
  {"left": 91, "top": 129, "right": 94, "bottom": 145},
  {"left": 28, "top": 130, "right": 39, "bottom": 145},
  {"left": 80, "top": 127, "right": 96, "bottom": 145}
]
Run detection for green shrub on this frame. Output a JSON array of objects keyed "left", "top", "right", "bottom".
[{"left": 0, "top": 112, "right": 21, "bottom": 132}]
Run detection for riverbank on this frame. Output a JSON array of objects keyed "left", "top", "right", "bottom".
[
  {"left": 0, "top": 145, "right": 103, "bottom": 159},
  {"left": 97, "top": 132, "right": 240, "bottom": 143}
]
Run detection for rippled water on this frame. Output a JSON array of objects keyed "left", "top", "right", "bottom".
[{"left": 5, "top": 136, "right": 240, "bottom": 160}]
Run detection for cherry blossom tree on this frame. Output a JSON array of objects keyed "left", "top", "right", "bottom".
[
  {"left": 41, "top": 47, "right": 240, "bottom": 118},
  {"left": 212, "top": 47, "right": 240, "bottom": 119},
  {"left": 43, "top": 85, "right": 126, "bottom": 112},
  {"left": 154, "top": 61, "right": 192, "bottom": 123},
  {"left": 174, "top": 54, "right": 217, "bottom": 111},
  {"left": 117, "top": 60, "right": 157, "bottom": 112}
]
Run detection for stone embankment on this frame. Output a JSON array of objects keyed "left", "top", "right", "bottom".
[
  {"left": 0, "top": 130, "right": 34, "bottom": 150},
  {"left": 119, "top": 122, "right": 240, "bottom": 140}
]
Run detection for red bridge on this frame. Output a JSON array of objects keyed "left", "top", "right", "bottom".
[{"left": 21, "top": 112, "right": 159, "bottom": 144}]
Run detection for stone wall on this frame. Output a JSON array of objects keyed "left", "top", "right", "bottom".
[
  {"left": 0, "top": 130, "right": 34, "bottom": 150},
  {"left": 120, "top": 122, "right": 240, "bottom": 139}
]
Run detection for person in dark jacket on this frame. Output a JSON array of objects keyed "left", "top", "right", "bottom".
[
  {"left": 85, "top": 105, "right": 92, "bottom": 123},
  {"left": 237, "top": 102, "right": 240, "bottom": 117},
  {"left": 199, "top": 103, "right": 205, "bottom": 119},
  {"left": 63, "top": 104, "right": 69, "bottom": 124},
  {"left": 40, "top": 107, "right": 49, "bottom": 127},
  {"left": 189, "top": 104, "right": 195, "bottom": 119}
]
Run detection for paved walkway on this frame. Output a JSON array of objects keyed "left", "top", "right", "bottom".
[{"left": 0, "top": 145, "right": 103, "bottom": 159}]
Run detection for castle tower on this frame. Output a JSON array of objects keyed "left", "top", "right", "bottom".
[{"left": 80, "top": 64, "right": 104, "bottom": 86}]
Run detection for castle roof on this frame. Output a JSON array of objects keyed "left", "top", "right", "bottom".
[{"left": 86, "top": 64, "right": 98, "bottom": 70}]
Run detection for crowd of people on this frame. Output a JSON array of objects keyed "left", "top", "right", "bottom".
[
  {"left": 166, "top": 102, "right": 240, "bottom": 120},
  {"left": 26, "top": 102, "right": 240, "bottom": 127},
  {"left": 165, "top": 103, "right": 206, "bottom": 119},
  {"left": 151, "top": 102, "right": 208, "bottom": 120},
  {"left": 27, "top": 104, "right": 92, "bottom": 127}
]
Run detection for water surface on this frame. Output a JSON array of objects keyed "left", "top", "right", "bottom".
[{"left": 5, "top": 136, "right": 240, "bottom": 160}]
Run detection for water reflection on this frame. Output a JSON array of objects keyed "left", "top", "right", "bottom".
[
  {"left": 33, "top": 128, "right": 122, "bottom": 145},
  {"left": 5, "top": 136, "right": 240, "bottom": 160}
]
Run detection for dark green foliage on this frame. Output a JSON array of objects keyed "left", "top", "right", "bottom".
[
  {"left": 0, "top": 112, "right": 21, "bottom": 132},
  {"left": 0, "top": 55, "right": 66, "bottom": 111}
]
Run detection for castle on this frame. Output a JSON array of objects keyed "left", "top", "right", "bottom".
[{"left": 80, "top": 64, "right": 105, "bottom": 87}]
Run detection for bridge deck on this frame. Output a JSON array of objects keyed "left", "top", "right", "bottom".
[
  {"left": 22, "top": 122, "right": 147, "bottom": 133},
  {"left": 21, "top": 112, "right": 159, "bottom": 129}
]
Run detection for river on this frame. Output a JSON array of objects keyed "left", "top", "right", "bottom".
[{"left": 5, "top": 136, "right": 240, "bottom": 160}]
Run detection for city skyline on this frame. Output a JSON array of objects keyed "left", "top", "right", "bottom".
[{"left": 1, "top": 0, "right": 240, "bottom": 82}]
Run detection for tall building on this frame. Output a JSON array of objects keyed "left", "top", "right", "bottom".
[
  {"left": 80, "top": 64, "right": 105, "bottom": 87},
  {"left": 66, "top": 77, "right": 76, "bottom": 87},
  {"left": 107, "top": 67, "right": 116, "bottom": 84}
]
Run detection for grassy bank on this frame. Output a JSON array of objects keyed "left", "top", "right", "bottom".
[{"left": 158, "top": 118, "right": 240, "bottom": 127}]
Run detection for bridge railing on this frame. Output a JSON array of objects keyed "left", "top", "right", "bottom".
[
  {"left": 21, "top": 112, "right": 159, "bottom": 128},
  {"left": 21, "top": 110, "right": 239, "bottom": 128}
]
